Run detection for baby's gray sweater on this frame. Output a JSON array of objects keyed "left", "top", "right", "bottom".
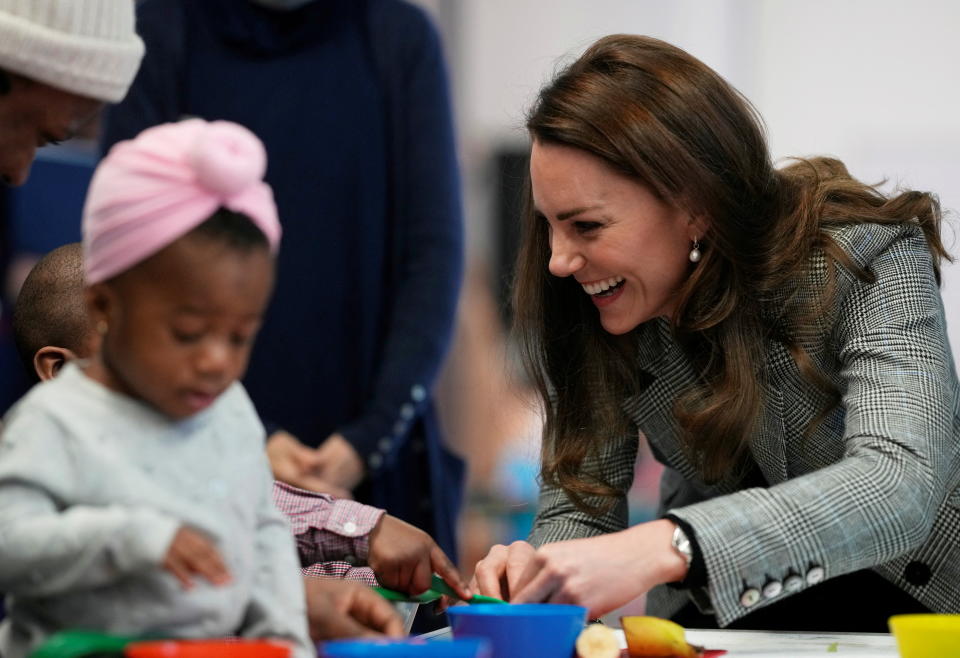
[{"left": 0, "top": 363, "right": 312, "bottom": 658}]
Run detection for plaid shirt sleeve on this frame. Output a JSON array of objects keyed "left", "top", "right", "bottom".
[
  {"left": 302, "top": 562, "right": 379, "bottom": 586},
  {"left": 272, "top": 481, "right": 386, "bottom": 566}
]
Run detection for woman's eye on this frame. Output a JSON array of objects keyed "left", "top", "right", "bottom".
[{"left": 574, "top": 221, "right": 601, "bottom": 233}]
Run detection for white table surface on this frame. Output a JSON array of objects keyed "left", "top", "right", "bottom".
[
  {"left": 423, "top": 627, "right": 900, "bottom": 657},
  {"left": 682, "top": 629, "right": 897, "bottom": 657}
]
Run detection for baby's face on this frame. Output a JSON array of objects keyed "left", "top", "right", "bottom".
[{"left": 95, "top": 235, "right": 274, "bottom": 420}]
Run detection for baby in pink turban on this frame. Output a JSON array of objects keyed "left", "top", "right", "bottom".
[{"left": 0, "top": 120, "right": 313, "bottom": 657}]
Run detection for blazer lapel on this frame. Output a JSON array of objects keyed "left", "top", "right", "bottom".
[{"left": 624, "top": 319, "right": 791, "bottom": 491}]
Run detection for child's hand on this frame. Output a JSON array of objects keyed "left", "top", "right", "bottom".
[
  {"left": 163, "top": 526, "right": 232, "bottom": 589},
  {"left": 304, "top": 577, "right": 403, "bottom": 641},
  {"left": 367, "top": 514, "right": 471, "bottom": 600}
]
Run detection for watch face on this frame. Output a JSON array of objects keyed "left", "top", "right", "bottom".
[{"left": 672, "top": 526, "right": 693, "bottom": 565}]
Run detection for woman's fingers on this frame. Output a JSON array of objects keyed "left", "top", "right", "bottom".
[
  {"left": 473, "top": 544, "right": 509, "bottom": 599},
  {"left": 504, "top": 541, "right": 536, "bottom": 596},
  {"left": 510, "top": 564, "right": 557, "bottom": 605}
]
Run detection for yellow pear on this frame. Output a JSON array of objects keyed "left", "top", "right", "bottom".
[
  {"left": 621, "top": 616, "right": 702, "bottom": 657},
  {"left": 576, "top": 623, "right": 620, "bottom": 658}
]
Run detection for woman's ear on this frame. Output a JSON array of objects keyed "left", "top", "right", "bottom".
[
  {"left": 687, "top": 213, "right": 710, "bottom": 242},
  {"left": 33, "top": 347, "right": 78, "bottom": 381}
]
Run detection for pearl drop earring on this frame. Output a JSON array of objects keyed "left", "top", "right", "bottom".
[{"left": 689, "top": 238, "right": 702, "bottom": 263}]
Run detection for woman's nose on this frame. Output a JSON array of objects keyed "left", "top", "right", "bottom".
[{"left": 548, "top": 233, "right": 585, "bottom": 277}]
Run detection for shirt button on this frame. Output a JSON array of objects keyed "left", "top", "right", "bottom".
[
  {"left": 342, "top": 521, "right": 357, "bottom": 534},
  {"left": 806, "top": 566, "right": 825, "bottom": 586},
  {"left": 378, "top": 437, "right": 392, "bottom": 453},
  {"left": 400, "top": 403, "right": 415, "bottom": 420},
  {"left": 762, "top": 580, "right": 783, "bottom": 599},
  {"left": 344, "top": 554, "right": 357, "bottom": 565},
  {"left": 784, "top": 574, "right": 804, "bottom": 592},
  {"left": 740, "top": 587, "right": 761, "bottom": 608},
  {"left": 411, "top": 385, "right": 426, "bottom": 402},
  {"left": 368, "top": 453, "right": 383, "bottom": 469},
  {"left": 392, "top": 420, "right": 406, "bottom": 436}
]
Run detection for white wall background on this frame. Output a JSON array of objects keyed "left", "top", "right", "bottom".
[{"left": 417, "top": 0, "right": 960, "bottom": 357}]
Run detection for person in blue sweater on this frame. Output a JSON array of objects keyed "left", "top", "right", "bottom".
[{"left": 101, "top": 0, "right": 465, "bottom": 567}]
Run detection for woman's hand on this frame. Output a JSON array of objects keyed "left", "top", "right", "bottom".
[
  {"left": 367, "top": 514, "right": 471, "bottom": 599},
  {"left": 304, "top": 577, "right": 404, "bottom": 641},
  {"left": 510, "top": 520, "right": 688, "bottom": 618},
  {"left": 470, "top": 540, "right": 538, "bottom": 601},
  {"left": 313, "top": 433, "right": 366, "bottom": 492},
  {"left": 267, "top": 430, "right": 353, "bottom": 498}
]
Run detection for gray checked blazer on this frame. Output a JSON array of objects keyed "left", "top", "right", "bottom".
[{"left": 528, "top": 222, "right": 960, "bottom": 626}]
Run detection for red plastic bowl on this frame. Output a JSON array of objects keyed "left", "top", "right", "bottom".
[{"left": 125, "top": 639, "right": 291, "bottom": 657}]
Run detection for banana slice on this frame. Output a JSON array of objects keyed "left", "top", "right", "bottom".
[
  {"left": 576, "top": 623, "right": 620, "bottom": 658},
  {"left": 621, "top": 616, "right": 702, "bottom": 657}
]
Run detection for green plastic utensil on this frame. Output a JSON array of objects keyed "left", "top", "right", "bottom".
[
  {"left": 429, "top": 574, "right": 508, "bottom": 605},
  {"left": 372, "top": 574, "right": 508, "bottom": 605},
  {"left": 372, "top": 585, "right": 443, "bottom": 604}
]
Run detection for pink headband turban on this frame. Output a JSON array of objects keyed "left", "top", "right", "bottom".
[{"left": 82, "top": 118, "right": 281, "bottom": 285}]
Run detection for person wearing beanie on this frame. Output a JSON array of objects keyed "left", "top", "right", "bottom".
[
  {"left": 0, "top": 119, "right": 316, "bottom": 658},
  {"left": 0, "top": 0, "right": 143, "bottom": 186}
]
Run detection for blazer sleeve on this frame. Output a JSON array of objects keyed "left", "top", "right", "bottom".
[
  {"left": 668, "top": 228, "right": 960, "bottom": 625},
  {"left": 528, "top": 432, "right": 639, "bottom": 546}
]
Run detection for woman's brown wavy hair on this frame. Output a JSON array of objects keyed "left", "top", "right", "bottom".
[{"left": 515, "top": 35, "right": 947, "bottom": 510}]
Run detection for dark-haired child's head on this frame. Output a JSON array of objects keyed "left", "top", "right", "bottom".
[
  {"left": 86, "top": 209, "right": 274, "bottom": 419},
  {"left": 81, "top": 119, "right": 281, "bottom": 420},
  {"left": 12, "top": 243, "right": 96, "bottom": 381}
]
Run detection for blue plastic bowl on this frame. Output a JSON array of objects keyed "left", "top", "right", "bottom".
[
  {"left": 319, "top": 637, "right": 491, "bottom": 658},
  {"left": 447, "top": 603, "right": 587, "bottom": 658}
]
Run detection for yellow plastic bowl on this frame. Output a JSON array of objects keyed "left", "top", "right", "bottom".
[{"left": 889, "top": 614, "right": 960, "bottom": 657}]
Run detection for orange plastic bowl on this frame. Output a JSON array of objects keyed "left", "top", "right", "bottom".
[{"left": 125, "top": 638, "right": 291, "bottom": 657}]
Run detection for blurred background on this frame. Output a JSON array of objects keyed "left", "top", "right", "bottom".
[{"left": 1, "top": 0, "right": 958, "bottom": 582}]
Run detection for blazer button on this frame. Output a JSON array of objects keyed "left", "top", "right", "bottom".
[
  {"left": 784, "top": 574, "right": 804, "bottom": 592},
  {"left": 806, "top": 566, "right": 825, "bottom": 586},
  {"left": 762, "top": 580, "right": 783, "bottom": 599},
  {"left": 903, "top": 561, "right": 932, "bottom": 587},
  {"left": 740, "top": 587, "right": 761, "bottom": 608}
]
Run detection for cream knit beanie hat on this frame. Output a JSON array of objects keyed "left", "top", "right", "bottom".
[{"left": 0, "top": 0, "right": 144, "bottom": 103}]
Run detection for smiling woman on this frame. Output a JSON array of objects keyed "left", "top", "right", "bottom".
[
  {"left": 470, "top": 34, "right": 960, "bottom": 633},
  {"left": 531, "top": 140, "right": 698, "bottom": 335}
]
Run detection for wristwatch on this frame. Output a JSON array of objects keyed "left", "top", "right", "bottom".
[{"left": 671, "top": 524, "right": 693, "bottom": 568}]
